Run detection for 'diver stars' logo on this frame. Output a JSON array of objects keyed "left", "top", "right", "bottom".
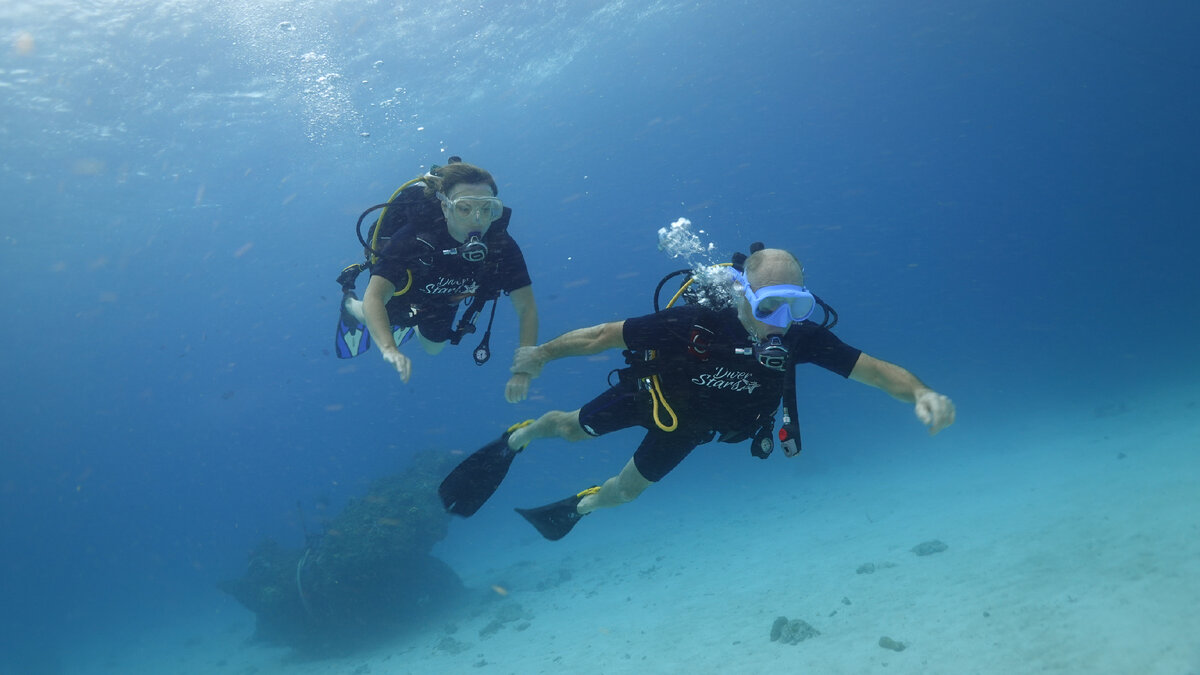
[
  {"left": 423, "top": 277, "right": 479, "bottom": 296},
  {"left": 690, "top": 366, "right": 760, "bottom": 394}
]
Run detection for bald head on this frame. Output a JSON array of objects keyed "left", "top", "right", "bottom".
[{"left": 743, "top": 248, "right": 804, "bottom": 289}]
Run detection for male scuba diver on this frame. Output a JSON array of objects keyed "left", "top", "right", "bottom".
[
  {"left": 438, "top": 246, "right": 955, "bottom": 539},
  {"left": 336, "top": 158, "right": 538, "bottom": 402}
]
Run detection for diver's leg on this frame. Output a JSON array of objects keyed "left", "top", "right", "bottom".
[
  {"left": 413, "top": 305, "right": 455, "bottom": 354},
  {"left": 414, "top": 327, "right": 447, "bottom": 354},
  {"left": 343, "top": 296, "right": 366, "bottom": 323},
  {"left": 507, "top": 409, "right": 590, "bottom": 449},
  {"left": 577, "top": 430, "right": 698, "bottom": 513},
  {"left": 577, "top": 458, "right": 652, "bottom": 514}
]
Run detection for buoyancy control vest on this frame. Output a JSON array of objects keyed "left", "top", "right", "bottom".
[{"left": 626, "top": 243, "right": 839, "bottom": 459}]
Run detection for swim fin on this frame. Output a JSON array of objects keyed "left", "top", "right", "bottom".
[
  {"left": 439, "top": 420, "right": 535, "bottom": 517},
  {"left": 335, "top": 311, "right": 372, "bottom": 359},
  {"left": 335, "top": 319, "right": 416, "bottom": 359},
  {"left": 514, "top": 486, "right": 600, "bottom": 541},
  {"left": 395, "top": 325, "right": 416, "bottom": 347},
  {"left": 335, "top": 274, "right": 374, "bottom": 359}
]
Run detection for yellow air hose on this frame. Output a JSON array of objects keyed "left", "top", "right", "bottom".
[
  {"left": 647, "top": 262, "right": 735, "bottom": 432},
  {"left": 370, "top": 177, "right": 424, "bottom": 296}
]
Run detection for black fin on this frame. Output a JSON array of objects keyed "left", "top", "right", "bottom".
[
  {"left": 439, "top": 437, "right": 519, "bottom": 517},
  {"left": 514, "top": 488, "right": 597, "bottom": 541}
]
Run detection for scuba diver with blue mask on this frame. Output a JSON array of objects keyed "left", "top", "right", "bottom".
[
  {"left": 437, "top": 244, "right": 956, "bottom": 540},
  {"left": 335, "top": 159, "right": 539, "bottom": 403},
  {"left": 726, "top": 263, "right": 818, "bottom": 371}
]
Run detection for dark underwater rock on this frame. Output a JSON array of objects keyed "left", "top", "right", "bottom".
[
  {"left": 770, "top": 616, "right": 820, "bottom": 644},
  {"left": 435, "top": 636, "right": 470, "bottom": 654},
  {"left": 879, "top": 636, "right": 907, "bottom": 651},
  {"left": 219, "top": 451, "right": 463, "bottom": 654},
  {"left": 911, "top": 539, "right": 948, "bottom": 556},
  {"left": 479, "top": 602, "right": 531, "bottom": 639}
]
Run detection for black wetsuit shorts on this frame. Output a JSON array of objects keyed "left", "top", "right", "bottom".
[
  {"left": 578, "top": 380, "right": 715, "bottom": 482},
  {"left": 385, "top": 299, "right": 459, "bottom": 344}
]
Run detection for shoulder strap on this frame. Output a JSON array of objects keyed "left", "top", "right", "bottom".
[{"left": 356, "top": 182, "right": 443, "bottom": 264}]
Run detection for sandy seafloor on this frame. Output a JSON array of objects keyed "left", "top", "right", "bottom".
[{"left": 69, "top": 381, "right": 1200, "bottom": 675}]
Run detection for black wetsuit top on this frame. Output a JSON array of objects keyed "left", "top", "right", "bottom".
[
  {"left": 623, "top": 305, "right": 862, "bottom": 435},
  {"left": 579, "top": 305, "right": 861, "bottom": 481},
  {"left": 370, "top": 207, "right": 531, "bottom": 342}
]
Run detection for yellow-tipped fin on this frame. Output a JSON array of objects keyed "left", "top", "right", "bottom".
[{"left": 505, "top": 419, "right": 536, "bottom": 451}]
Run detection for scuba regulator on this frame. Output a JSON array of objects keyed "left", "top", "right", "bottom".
[
  {"left": 455, "top": 232, "right": 489, "bottom": 263},
  {"left": 734, "top": 334, "right": 789, "bottom": 372}
]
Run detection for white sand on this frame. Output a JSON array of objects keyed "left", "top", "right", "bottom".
[{"left": 72, "top": 386, "right": 1200, "bottom": 675}]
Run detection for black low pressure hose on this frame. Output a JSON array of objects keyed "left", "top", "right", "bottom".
[
  {"left": 355, "top": 202, "right": 393, "bottom": 258},
  {"left": 652, "top": 268, "right": 692, "bottom": 312}
]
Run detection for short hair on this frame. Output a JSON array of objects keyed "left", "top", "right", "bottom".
[{"left": 423, "top": 161, "right": 498, "bottom": 199}]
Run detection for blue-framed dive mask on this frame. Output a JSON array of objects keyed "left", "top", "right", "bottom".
[
  {"left": 438, "top": 192, "right": 504, "bottom": 226},
  {"left": 729, "top": 268, "right": 816, "bottom": 328}
]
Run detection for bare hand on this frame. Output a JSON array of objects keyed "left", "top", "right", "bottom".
[
  {"left": 505, "top": 372, "right": 532, "bottom": 403},
  {"left": 511, "top": 345, "right": 547, "bottom": 378},
  {"left": 915, "top": 390, "right": 955, "bottom": 435},
  {"left": 382, "top": 350, "right": 412, "bottom": 383}
]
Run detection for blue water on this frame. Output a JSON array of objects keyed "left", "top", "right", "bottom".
[{"left": 2, "top": 0, "right": 1197, "bottom": 671}]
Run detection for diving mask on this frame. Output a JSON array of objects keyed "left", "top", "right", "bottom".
[
  {"left": 438, "top": 192, "right": 504, "bottom": 225},
  {"left": 729, "top": 268, "right": 815, "bottom": 328}
]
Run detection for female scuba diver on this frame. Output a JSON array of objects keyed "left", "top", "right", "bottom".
[{"left": 336, "top": 159, "right": 538, "bottom": 403}]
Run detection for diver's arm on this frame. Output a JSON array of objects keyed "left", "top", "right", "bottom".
[
  {"left": 849, "top": 353, "right": 955, "bottom": 435},
  {"left": 511, "top": 320, "right": 627, "bottom": 378},
  {"left": 509, "top": 285, "right": 539, "bottom": 347},
  {"left": 504, "top": 285, "right": 539, "bottom": 402},
  {"left": 363, "top": 274, "right": 412, "bottom": 382}
]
